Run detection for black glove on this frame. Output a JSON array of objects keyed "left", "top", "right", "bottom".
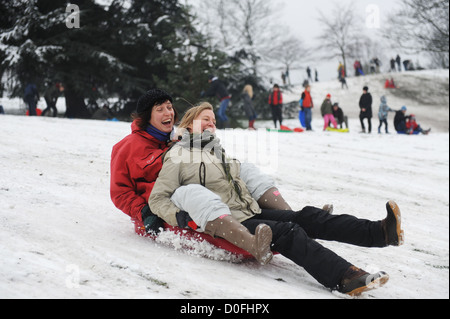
[
  {"left": 176, "top": 211, "right": 199, "bottom": 231},
  {"left": 141, "top": 205, "right": 165, "bottom": 235}
]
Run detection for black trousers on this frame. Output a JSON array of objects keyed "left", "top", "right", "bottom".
[
  {"left": 242, "top": 207, "right": 386, "bottom": 290},
  {"left": 270, "top": 105, "right": 283, "bottom": 128},
  {"left": 360, "top": 115, "right": 372, "bottom": 133}
]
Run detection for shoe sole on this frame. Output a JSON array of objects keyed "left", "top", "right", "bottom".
[
  {"left": 387, "top": 201, "right": 405, "bottom": 246},
  {"left": 255, "top": 224, "right": 273, "bottom": 265},
  {"left": 347, "top": 273, "right": 390, "bottom": 297}
]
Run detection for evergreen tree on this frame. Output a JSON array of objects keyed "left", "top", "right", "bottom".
[{"left": 0, "top": 0, "right": 250, "bottom": 121}]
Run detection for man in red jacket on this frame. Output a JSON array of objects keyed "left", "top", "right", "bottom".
[{"left": 301, "top": 85, "right": 314, "bottom": 131}]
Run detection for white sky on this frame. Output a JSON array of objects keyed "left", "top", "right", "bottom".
[{"left": 277, "top": 0, "right": 405, "bottom": 81}]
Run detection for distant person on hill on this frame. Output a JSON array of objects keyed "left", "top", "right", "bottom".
[
  {"left": 378, "top": 96, "right": 395, "bottom": 134},
  {"left": 396, "top": 55, "right": 402, "bottom": 72},
  {"left": 359, "top": 86, "right": 373, "bottom": 134},
  {"left": 0, "top": 105, "right": 5, "bottom": 115},
  {"left": 307, "top": 67, "right": 312, "bottom": 82}
]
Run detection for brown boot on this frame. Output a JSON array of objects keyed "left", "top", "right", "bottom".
[
  {"left": 204, "top": 216, "right": 273, "bottom": 265},
  {"left": 322, "top": 204, "right": 334, "bottom": 214},
  {"left": 381, "top": 201, "right": 405, "bottom": 246},
  {"left": 258, "top": 187, "right": 292, "bottom": 211},
  {"left": 338, "top": 266, "right": 390, "bottom": 297}
]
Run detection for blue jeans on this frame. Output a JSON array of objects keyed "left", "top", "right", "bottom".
[
  {"left": 304, "top": 108, "right": 312, "bottom": 130},
  {"left": 218, "top": 98, "right": 230, "bottom": 123}
]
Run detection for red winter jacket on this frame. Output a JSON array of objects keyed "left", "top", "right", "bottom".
[
  {"left": 302, "top": 90, "right": 313, "bottom": 108},
  {"left": 268, "top": 90, "right": 283, "bottom": 106},
  {"left": 110, "top": 120, "right": 169, "bottom": 224}
]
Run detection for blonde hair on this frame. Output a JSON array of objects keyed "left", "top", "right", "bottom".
[
  {"left": 243, "top": 84, "right": 253, "bottom": 99},
  {"left": 176, "top": 102, "right": 214, "bottom": 136}
]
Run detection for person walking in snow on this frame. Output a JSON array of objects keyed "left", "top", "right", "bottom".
[
  {"left": 321, "top": 94, "right": 338, "bottom": 131},
  {"left": 359, "top": 86, "right": 373, "bottom": 133},
  {"left": 110, "top": 89, "right": 292, "bottom": 237},
  {"left": 43, "top": 82, "right": 64, "bottom": 117},
  {"left": 150, "top": 102, "right": 405, "bottom": 296},
  {"left": 378, "top": 96, "right": 395, "bottom": 134},
  {"left": 307, "top": 67, "right": 312, "bottom": 82},
  {"left": 24, "top": 82, "right": 39, "bottom": 116},
  {"left": 396, "top": 55, "right": 402, "bottom": 72},
  {"left": 242, "top": 84, "right": 257, "bottom": 130},
  {"left": 268, "top": 84, "right": 283, "bottom": 128}
]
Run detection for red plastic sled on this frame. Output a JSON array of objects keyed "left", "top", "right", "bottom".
[{"left": 135, "top": 221, "right": 255, "bottom": 259}]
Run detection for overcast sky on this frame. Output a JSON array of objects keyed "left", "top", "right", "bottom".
[
  {"left": 186, "top": 0, "right": 411, "bottom": 82},
  {"left": 278, "top": 0, "right": 405, "bottom": 81}
]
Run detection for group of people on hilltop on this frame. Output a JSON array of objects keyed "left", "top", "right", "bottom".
[{"left": 352, "top": 54, "right": 414, "bottom": 77}]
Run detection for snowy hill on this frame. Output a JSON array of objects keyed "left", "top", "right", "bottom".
[
  {"left": 0, "top": 71, "right": 449, "bottom": 300},
  {"left": 281, "top": 69, "right": 449, "bottom": 133}
]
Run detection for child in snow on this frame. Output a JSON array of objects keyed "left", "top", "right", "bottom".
[
  {"left": 406, "top": 114, "right": 431, "bottom": 135},
  {"left": 150, "top": 102, "right": 405, "bottom": 296},
  {"left": 378, "top": 96, "right": 395, "bottom": 134},
  {"left": 321, "top": 94, "right": 338, "bottom": 131}
]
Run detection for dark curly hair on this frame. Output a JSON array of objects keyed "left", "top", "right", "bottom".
[{"left": 132, "top": 89, "right": 179, "bottom": 130}]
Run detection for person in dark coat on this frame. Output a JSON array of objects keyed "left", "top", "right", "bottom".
[
  {"left": 332, "top": 103, "right": 348, "bottom": 129},
  {"left": 396, "top": 55, "right": 402, "bottom": 72},
  {"left": 24, "top": 83, "right": 39, "bottom": 116},
  {"left": 202, "top": 75, "right": 231, "bottom": 128},
  {"left": 43, "top": 82, "right": 64, "bottom": 117},
  {"left": 394, "top": 106, "right": 410, "bottom": 133},
  {"left": 359, "top": 86, "right": 373, "bottom": 133}
]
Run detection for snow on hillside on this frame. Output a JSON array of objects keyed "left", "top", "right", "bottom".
[
  {"left": 0, "top": 71, "right": 449, "bottom": 300},
  {"left": 281, "top": 69, "right": 449, "bottom": 133}
]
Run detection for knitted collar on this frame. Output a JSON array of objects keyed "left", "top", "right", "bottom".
[{"left": 146, "top": 124, "right": 172, "bottom": 143}]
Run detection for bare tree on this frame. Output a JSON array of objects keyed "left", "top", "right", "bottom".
[
  {"left": 266, "top": 36, "right": 310, "bottom": 73},
  {"left": 316, "top": 2, "right": 361, "bottom": 77},
  {"left": 383, "top": 0, "right": 449, "bottom": 68},
  {"left": 193, "top": 0, "right": 286, "bottom": 76}
]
